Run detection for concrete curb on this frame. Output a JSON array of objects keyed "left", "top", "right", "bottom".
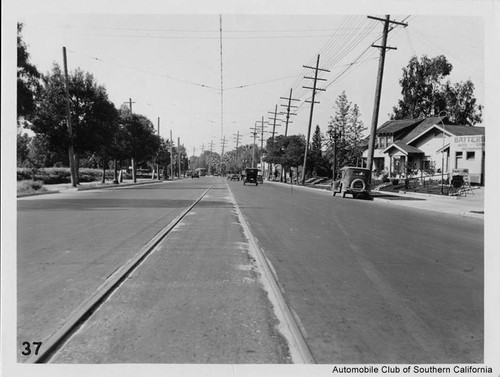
[
  {"left": 76, "top": 180, "right": 165, "bottom": 191},
  {"left": 17, "top": 179, "right": 169, "bottom": 198},
  {"left": 17, "top": 190, "right": 60, "bottom": 198}
]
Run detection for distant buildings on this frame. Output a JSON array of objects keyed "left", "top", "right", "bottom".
[{"left": 362, "top": 116, "right": 485, "bottom": 185}]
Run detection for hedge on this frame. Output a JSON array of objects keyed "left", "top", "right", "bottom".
[{"left": 17, "top": 168, "right": 118, "bottom": 185}]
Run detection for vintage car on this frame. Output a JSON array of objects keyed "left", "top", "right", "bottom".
[
  {"left": 243, "top": 168, "right": 259, "bottom": 186},
  {"left": 228, "top": 173, "right": 240, "bottom": 181},
  {"left": 331, "top": 167, "right": 371, "bottom": 199}
]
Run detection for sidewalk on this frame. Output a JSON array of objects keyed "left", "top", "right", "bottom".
[
  {"left": 17, "top": 178, "right": 168, "bottom": 197},
  {"left": 266, "top": 180, "right": 484, "bottom": 220},
  {"left": 49, "top": 178, "right": 165, "bottom": 192},
  {"left": 370, "top": 187, "right": 484, "bottom": 219}
]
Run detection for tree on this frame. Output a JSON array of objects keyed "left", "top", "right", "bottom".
[
  {"left": 17, "top": 122, "right": 31, "bottom": 167},
  {"left": 443, "top": 80, "right": 483, "bottom": 126},
  {"left": 17, "top": 23, "right": 40, "bottom": 122},
  {"left": 265, "top": 135, "right": 305, "bottom": 183},
  {"left": 327, "top": 92, "right": 367, "bottom": 176},
  {"left": 156, "top": 138, "right": 172, "bottom": 179},
  {"left": 344, "top": 104, "right": 366, "bottom": 166},
  {"left": 119, "top": 111, "right": 160, "bottom": 182},
  {"left": 308, "top": 125, "right": 330, "bottom": 177},
  {"left": 30, "top": 64, "right": 118, "bottom": 182},
  {"left": 392, "top": 55, "right": 482, "bottom": 125}
]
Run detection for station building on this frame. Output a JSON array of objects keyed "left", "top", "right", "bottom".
[{"left": 363, "top": 116, "right": 485, "bottom": 185}]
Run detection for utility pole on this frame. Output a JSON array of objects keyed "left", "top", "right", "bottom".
[
  {"left": 366, "top": 15, "right": 408, "bottom": 179},
  {"left": 268, "top": 105, "right": 282, "bottom": 180},
  {"left": 280, "top": 89, "right": 299, "bottom": 137},
  {"left": 156, "top": 117, "right": 161, "bottom": 180},
  {"left": 255, "top": 116, "right": 268, "bottom": 172},
  {"left": 126, "top": 98, "right": 138, "bottom": 182},
  {"left": 178, "top": 137, "right": 181, "bottom": 178},
  {"left": 268, "top": 105, "right": 282, "bottom": 145},
  {"left": 209, "top": 140, "right": 214, "bottom": 175},
  {"left": 233, "top": 131, "right": 241, "bottom": 171},
  {"left": 170, "top": 130, "right": 174, "bottom": 180},
  {"left": 255, "top": 116, "right": 268, "bottom": 148},
  {"left": 301, "top": 54, "right": 329, "bottom": 185},
  {"left": 220, "top": 135, "right": 227, "bottom": 175},
  {"left": 250, "top": 124, "right": 259, "bottom": 168},
  {"left": 62, "top": 47, "right": 77, "bottom": 187},
  {"left": 219, "top": 15, "right": 225, "bottom": 148},
  {"left": 220, "top": 135, "right": 227, "bottom": 156}
]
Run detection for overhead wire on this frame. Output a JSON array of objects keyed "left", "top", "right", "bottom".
[{"left": 67, "top": 49, "right": 219, "bottom": 90}]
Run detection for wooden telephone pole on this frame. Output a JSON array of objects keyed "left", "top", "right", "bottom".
[
  {"left": 301, "top": 54, "right": 329, "bottom": 185},
  {"left": 268, "top": 105, "right": 281, "bottom": 145},
  {"left": 280, "top": 89, "right": 299, "bottom": 137},
  {"left": 366, "top": 15, "right": 408, "bottom": 179},
  {"left": 62, "top": 47, "right": 77, "bottom": 187}
]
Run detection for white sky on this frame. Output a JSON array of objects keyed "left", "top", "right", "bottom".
[{"left": 13, "top": 6, "right": 487, "bottom": 157}]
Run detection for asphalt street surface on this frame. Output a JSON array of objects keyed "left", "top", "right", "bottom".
[
  {"left": 17, "top": 177, "right": 483, "bottom": 364},
  {"left": 230, "top": 179, "right": 483, "bottom": 363}
]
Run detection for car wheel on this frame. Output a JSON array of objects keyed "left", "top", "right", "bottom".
[{"left": 256, "top": 182, "right": 258, "bottom": 186}]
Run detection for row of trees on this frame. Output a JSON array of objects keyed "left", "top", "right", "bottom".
[{"left": 17, "top": 24, "right": 184, "bottom": 184}]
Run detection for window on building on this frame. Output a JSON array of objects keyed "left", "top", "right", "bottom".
[
  {"left": 379, "top": 137, "right": 386, "bottom": 148},
  {"left": 455, "top": 151, "right": 463, "bottom": 168},
  {"left": 466, "top": 151, "right": 475, "bottom": 160},
  {"left": 386, "top": 136, "right": 393, "bottom": 145}
]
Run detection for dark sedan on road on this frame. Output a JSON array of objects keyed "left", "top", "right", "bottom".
[
  {"left": 243, "top": 168, "right": 259, "bottom": 186},
  {"left": 332, "top": 166, "right": 371, "bottom": 199}
]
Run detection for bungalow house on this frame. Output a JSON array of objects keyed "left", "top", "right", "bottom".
[{"left": 363, "top": 117, "right": 485, "bottom": 185}]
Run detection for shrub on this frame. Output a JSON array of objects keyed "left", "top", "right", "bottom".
[
  {"left": 17, "top": 168, "right": 114, "bottom": 184},
  {"left": 17, "top": 180, "right": 46, "bottom": 194}
]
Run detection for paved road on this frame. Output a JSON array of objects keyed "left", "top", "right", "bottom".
[
  {"left": 229, "top": 179, "right": 483, "bottom": 364},
  {"left": 17, "top": 178, "right": 289, "bottom": 363},
  {"left": 17, "top": 177, "right": 483, "bottom": 364}
]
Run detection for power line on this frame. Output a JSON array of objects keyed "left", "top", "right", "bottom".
[{"left": 68, "top": 49, "right": 218, "bottom": 90}]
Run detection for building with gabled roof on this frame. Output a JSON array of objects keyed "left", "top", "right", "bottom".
[{"left": 362, "top": 117, "right": 485, "bottom": 184}]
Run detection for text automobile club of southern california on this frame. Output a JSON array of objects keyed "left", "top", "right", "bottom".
[{"left": 332, "top": 365, "right": 493, "bottom": 374}]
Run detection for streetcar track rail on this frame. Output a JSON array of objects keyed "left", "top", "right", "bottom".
[
  {"left": 25, "top": 184, "right": 216, "bottom": 363},
  {"left": 26, "top": 180, "right": 315, "bottom": 364}
]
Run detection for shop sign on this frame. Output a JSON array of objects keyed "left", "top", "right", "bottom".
[{"left": 453, "top": 135, "right": 485, "bottom": 151}]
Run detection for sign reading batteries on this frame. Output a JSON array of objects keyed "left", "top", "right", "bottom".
[{"left": 453, "top": 135, "right": 485, "bottom": 151}]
